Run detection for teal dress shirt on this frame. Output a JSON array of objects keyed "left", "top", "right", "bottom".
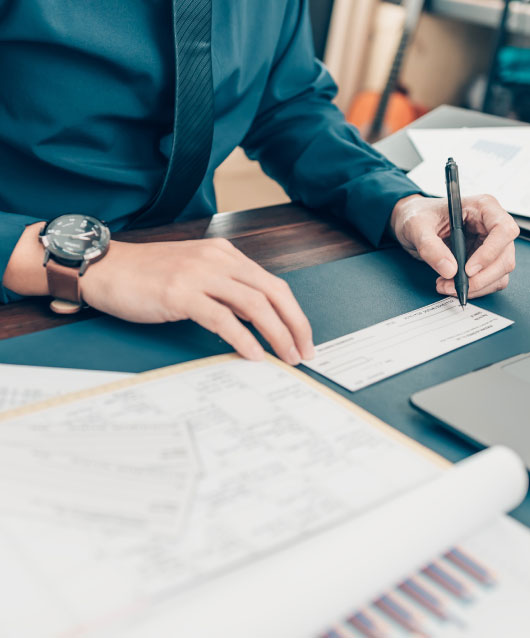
[{"left": 0, "top": 0, "right": 422, "bottom": 302}]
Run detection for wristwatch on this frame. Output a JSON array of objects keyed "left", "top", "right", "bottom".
[{"left": 40, "top": 214, "right": 111, "bottom": 314}]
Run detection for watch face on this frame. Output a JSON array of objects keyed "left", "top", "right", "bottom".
[{"left": 43, "top": 214, "right": 110, "bottom": 262}]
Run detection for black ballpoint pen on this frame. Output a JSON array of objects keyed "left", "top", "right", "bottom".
[{"left": 445, "top": 157, "right": 469, "bottom": 309}]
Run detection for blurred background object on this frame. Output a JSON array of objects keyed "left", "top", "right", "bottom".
[
  {"left": 215, "top": 0, "right": 530, "bottom": 213},
  {"left": 480, "top": 0, "right": 530, "bottom": 120},
  {"left": 347, "top": 0, "right": 427, "bottom": 142}
]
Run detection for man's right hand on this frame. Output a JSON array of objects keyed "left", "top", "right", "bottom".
[{"left": 78, "top": 237, "right": 315, "bottom": 365}]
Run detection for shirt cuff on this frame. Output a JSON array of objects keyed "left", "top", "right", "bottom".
[
  {"left": 343, "top": 168, "right": 428, "bottom": 247},
  {"left": 0, "top": 213, "right": 45, "bottom": 304}
]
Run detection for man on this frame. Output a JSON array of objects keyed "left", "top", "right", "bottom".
[{"left": 1, "top": 1, "right": 519, "bottom": 366}]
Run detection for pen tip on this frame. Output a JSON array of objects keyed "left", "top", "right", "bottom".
[{"left": 457, "top": 291, "right": 468, "bottom": 310}]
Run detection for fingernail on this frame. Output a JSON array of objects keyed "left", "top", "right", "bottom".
[
  {"left": 437, "top": 281, "right": 455, "bottom": 296},
  {"left": 302, "top": 342, "right": 316, "bottom": 360},
  {"left": 287, "top": 346, "right": 301, "bottom": 366},
  {"left": 467, "top": 263, "right": 483, "bottom": 277},
  {"left": 249, "top": 345, "right": 265, "bottom": 361},
  {"left": 437, "top": 258, "right": 456, "bottom": 279}
]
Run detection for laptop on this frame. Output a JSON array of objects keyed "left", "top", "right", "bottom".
[{"left": 411, "top": 353, "right": 530, "bottom": 467}]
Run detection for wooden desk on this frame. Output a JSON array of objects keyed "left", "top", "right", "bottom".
[
  {"left": 0, "top": 204, "right": 372, "bottom": 341},
  {"left": 2, "top": 105, "right": 522, "bottom": 341}
]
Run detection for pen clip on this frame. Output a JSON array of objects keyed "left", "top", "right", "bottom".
[{"left": 445, "top": 157, "right": 463, "bottom": 230}]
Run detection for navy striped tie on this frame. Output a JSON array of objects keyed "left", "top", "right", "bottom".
[{"left": 136, "top": 0, "right": 214, "bottom": 225}]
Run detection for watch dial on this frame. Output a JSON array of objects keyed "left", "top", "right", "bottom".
[{"left": 45, "top": 215, "right": 108, "bottom": 260}]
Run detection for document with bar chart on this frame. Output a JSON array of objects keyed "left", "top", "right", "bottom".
[
  {"left": 406, "top": 127, "right": 530, "bottom": 219},
  {"left": 324, "top": 517, "right": 530, "bottom": 638},
  {"left": 0, "top": 355, "right": 528, "bottom": 638}
]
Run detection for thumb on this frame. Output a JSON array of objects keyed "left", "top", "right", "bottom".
[{"left": 414, "top": 232, "right": 458, "bottom": 279}]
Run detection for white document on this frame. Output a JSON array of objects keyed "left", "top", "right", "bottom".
[
  {"left": 0, "top": 357, "right": 439, "bottom": 637},
  {"left": 0, "top": 363, "right": 130, "bottom": 411},
  {"left": 406, "top": 127, "right": 530, "bottom": 218},
  {"left": 0, "top": 364, "right": 198, "bottom": 534},
  {"left": 114, "top": 447, "right": 529, "bottom": 638},
  {"left": 0, "top": 357, "right": 528, "bottom": 638},
  {"left": 303, "top": 297, "right": 513, "bottom": 392}
]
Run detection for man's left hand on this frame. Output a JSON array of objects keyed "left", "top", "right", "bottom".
[{"left": 390, "top": 194, "right": 520, "bottom": 299}]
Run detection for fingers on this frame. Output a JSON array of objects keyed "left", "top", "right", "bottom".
[
  {"left": 411, "top": 230, "right": 458, "bottom": 279},
  {"left": 259, "top": 276, "right": 314, "bottom": 360},
  {"left": 394, "top": 196, "right": 457, "bottom": 277},
  {"left": 225, "top": 254, "right": 314, "bottom": 360},
  {"left": 467, "top": 274, "right": 510, "bottom": 298},
  {"left": 398, "top": 195, "right": 518, "bottom": 300},
  {"left": 208, "top": 279, "right": 305, "bottom": 365},
  {"left": 464, "top": 196, "right": 519, "bottom": 277},
  {"left": 467, "top": 241, "right": 515, "bottom": 291},
  {"left": 176, "top": 238, "right": 314, "bottom": 364},
  {"left": 437, "top": 274, "right": 510, "bottom": 299},
  {"left": 187, "top": 294, "right": 266, "bottom": 362},
  {"left": 391, "top": 196, "right": 458, "bottom": 278},
  {"left": 436, "top": 219, "right": 517, "bottom": 300}
]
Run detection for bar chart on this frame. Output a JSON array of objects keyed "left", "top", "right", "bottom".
[{"left": 324, "top": 547, "right": 497, "bottom": 638}]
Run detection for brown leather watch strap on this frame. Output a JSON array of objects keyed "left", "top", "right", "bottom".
[{"left": 46, "top": 260, "right": 82, "bottom": 308}]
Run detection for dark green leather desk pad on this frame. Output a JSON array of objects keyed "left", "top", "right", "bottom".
[{"left": 1, "top": 241, "right": 529, "bottom": 524}]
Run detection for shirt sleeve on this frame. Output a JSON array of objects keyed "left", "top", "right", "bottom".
[
  {"left": 241, "top": 0, "right": 424, "bottom": 246},
  {"left": 0, "top": 212, "right": 45, "bottom": 303}
]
